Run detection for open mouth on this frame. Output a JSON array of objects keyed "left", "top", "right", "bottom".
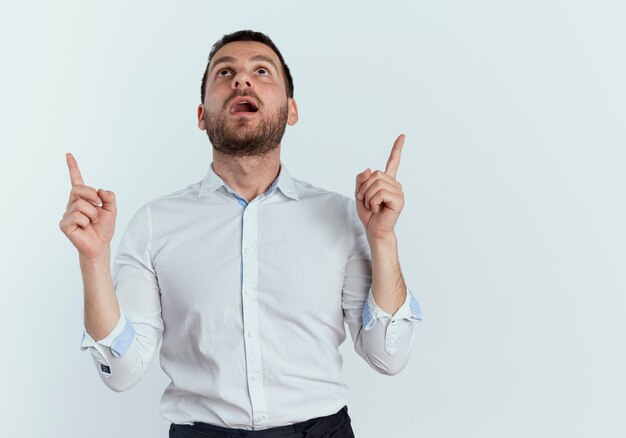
[{"left": 229, "top": 97, "right": 259, "bottom": 115}]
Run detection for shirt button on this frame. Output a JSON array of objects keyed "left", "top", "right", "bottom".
[
  {"left": 244, "top": 288, "right": 252, "bottom": 296},
  {"left": 247, "top": 331, "right": 254, "bottom": 338},
  {"left": 256, "top": 415, "right": 266, "bottom": 422},
  {"left": 244, "top": 247, "right": 251, "bottom": 255}
]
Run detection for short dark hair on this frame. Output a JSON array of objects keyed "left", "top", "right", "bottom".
[{"left": 200, "top": 30, "right": 294, "bottom": 102}]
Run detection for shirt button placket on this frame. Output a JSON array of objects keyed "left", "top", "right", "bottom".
[{"left": 240, "top": 202, "right": 268, "bottom": 428}]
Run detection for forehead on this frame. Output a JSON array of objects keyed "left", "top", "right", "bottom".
[{"left": 210, "top": 41, "right": 282, "bottom": 69}]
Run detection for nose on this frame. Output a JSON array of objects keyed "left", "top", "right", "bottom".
[{"left": 231, "top": 71, "right": 252, "bottom": 90}]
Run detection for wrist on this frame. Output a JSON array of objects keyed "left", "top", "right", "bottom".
[
  {"left": 367, "top": 232, "right": 397, "bottom": 248},
  {"left": 79, "top": 249, "right": 111, "bottom": 268}
]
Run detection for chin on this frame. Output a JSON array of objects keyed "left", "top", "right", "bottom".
[{"left": 228, "top": 116, "right": 257, "bottom": 127}]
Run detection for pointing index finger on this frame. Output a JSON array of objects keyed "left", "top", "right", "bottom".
[
  {"left": 66, "top": 153, "right": 85, "bottom": 186},
  {"left": 384, "top": 134, "right": 405, "bottom": 179}
]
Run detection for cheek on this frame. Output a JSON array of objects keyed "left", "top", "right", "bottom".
[
  {"left": 262, "top": 92, "right": 288, "bottom": 110},
  {"left": 204, "top": 97, "right": 225, "bottom": 114},
  {"left": 258, "top": 83, "right": 285, "bottom": 101},
  {"left": 206, "top": 85, "right": 229, "bottom": 106}
]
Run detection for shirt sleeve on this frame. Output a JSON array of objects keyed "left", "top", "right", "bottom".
[
  {"left": 362, "top": 287, "right": 422, "bottom": 354},
  {"left": 78, "top": 203, "right": 164, "bottom": 392},
  {"left": 80, "top": 310, "right": 135, "bottom": 358},
  {"left": 341, "top": 198, "right": 422, "bottom": 376}
]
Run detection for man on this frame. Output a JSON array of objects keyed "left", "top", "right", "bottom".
[{"left": 60, "top": 30, "right": 422, "bottom": 438}]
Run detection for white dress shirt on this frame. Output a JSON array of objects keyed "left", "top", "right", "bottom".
[{"left": 80, "top": 161, "right": 422, "bottom": 430}]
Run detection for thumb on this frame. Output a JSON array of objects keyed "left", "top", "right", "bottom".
[
  {"left": 355, "top": 168, "right": 371, "bottom": 197},
  {"left": 98, "top": 189, "right": 117, "bottom": 214},
  {"left": 359, "top": 168, "right": 371, "bottom": 179},
  {"left": 355, "top": 167, "right": 371, "bottom": 186}
]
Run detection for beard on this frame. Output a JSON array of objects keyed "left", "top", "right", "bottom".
[{"left": 204, "top": 98, "right": 289, "bottom": 158}]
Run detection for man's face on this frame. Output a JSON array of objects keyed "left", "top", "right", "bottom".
[{"left": 197, "top": 41, "right": 298, "bottom": 157}]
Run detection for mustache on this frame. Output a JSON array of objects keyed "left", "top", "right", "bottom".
[{"left": 222, "top": 89, "right": 263, "bottom": 111}]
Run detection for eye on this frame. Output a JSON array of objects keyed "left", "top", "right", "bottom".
[
  {"left": 217, "top": 69, "right": 232, "bottom": 77},
  {"left": 256, "top": 67, "right": 269, "bottom": 76}
]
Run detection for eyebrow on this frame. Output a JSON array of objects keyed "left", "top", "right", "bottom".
[
  {"left": 209, "top": 54, "right": 279, "bottom": 75},
  {"left": 250, "top": 55, "right": 279, "bottom": 72},
  {"left": 209, "top": 56, "right": 235, "bottom": 74}
]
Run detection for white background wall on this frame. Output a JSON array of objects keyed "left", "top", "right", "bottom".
[{"left": 1, "top": 0, "right": 625, "bottom": 436}]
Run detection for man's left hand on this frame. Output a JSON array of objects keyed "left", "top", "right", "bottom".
[{"left": 355, "top": 134, "right": 406, "bottom": 241}]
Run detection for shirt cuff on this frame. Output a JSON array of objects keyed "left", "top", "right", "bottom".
[
  {"left": 362, "top": 288, "right": 422, "bottom": 355},
  {"left": 80, "top": 311, "right": 136, "bottom": 358},
  {"left": 362, "top": 287, "right": 422, "bottom": 331}
]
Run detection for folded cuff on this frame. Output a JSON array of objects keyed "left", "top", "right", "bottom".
[
  {"left": 362, "top": 288, "right": 422, "bottom": 355},
  {"left": 80, "top": 311, "right": 136, "bottom": 358},
  {"left": 362, "top": 288, "right": 422, "bottom": 331}
]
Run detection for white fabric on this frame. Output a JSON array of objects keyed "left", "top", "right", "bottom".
[{"left": 80, "top": 161, "right": 420, "bottom": 430}]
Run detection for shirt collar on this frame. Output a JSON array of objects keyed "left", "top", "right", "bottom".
[{"left": 198, "top": 160, "right": 299, "bottom": 201}]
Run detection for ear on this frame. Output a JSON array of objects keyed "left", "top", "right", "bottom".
[
  {"left": 197, "top": 104, "right": 206, "bottom": 130},
  {"left": 287, "top": 98, "right": 299, "bottom": 126}
]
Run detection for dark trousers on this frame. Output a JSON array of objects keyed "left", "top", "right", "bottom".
[{"left": 169, "top": 406, "right": 355, "bottom": 438}]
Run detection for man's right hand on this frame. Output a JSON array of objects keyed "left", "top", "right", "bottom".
[{"left": 59, "top": 153, "right": 117, "bottom": 260}]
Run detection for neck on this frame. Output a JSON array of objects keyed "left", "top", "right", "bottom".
[{"left": 211, "top": 147, "right": 281, "bottom": 203}]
